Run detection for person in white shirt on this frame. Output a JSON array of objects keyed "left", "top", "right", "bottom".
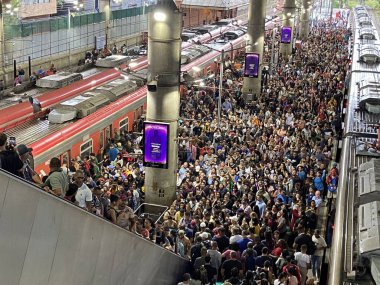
[
  {"left": 294, "top": 244, "right": 311, "bottom": 285},
  {"left": 177, "top": 273, "right": 191, "bottom": 285},
  {"left": 274, "top": 272, "right": 288, "bottom": 285},
  {"left": 74, "top": 170, "right": 93, "bottom": 212},
  {"left": 229, "top": 227, "right": 243, "bottom": 244},
  {"left": 312, "top": 229, "right": 327, "bottom": 281}
]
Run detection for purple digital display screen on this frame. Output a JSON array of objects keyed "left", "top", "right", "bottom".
[
  {"left": 143, "top": 122, "right": 169, "bottom": 169},
  {"left": 244, "top": 53, "right": 259, "bottom": 78},
  {"left": 281, "top": 26, "right": 292, "bottom": 44}
]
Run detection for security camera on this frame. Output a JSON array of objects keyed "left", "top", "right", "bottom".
[{"left": 147, "top": 80, "right": 157, "bottom": 92}]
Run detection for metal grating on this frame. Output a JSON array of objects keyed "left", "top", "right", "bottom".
[
  {"left": 359, "top": 44, "right": 380, "bottom": 63},
  {"left": 358, "top": 79, "right": 380, "bottom": 115},
  {"left": 351, "top": 86, "right": 380, "bottom": 136},
  {"left": 352, "top": 137, "right": 380, "bottom": 157},
  {"left": 6, "top": 119, "right": 70, "bottom": 147},
  {"left": 359, "top": 27, "right": 376, "bottom": 40}
]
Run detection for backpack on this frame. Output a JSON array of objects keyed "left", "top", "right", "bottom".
[
  {"left": 104, "top": 206, "right": 117, "bottom": 221},
  {"left": 299, "top": 233, "right": 317, "bottom": 255}
]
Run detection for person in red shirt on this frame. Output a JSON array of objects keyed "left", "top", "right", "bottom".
[{"left": 271, "top": 239, "right": 287, "bottom": 258}]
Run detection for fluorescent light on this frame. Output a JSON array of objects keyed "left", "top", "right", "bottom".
[{"left": 154, "top": 11, "right": 166, "bottom": 22}]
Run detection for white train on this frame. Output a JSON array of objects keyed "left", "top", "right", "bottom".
[{"left": 330, "top": 5, "right": 380, "bottom": 285}]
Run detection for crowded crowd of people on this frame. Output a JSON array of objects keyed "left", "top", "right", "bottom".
[
  {"left": 173, "top": 19, "right": 347, "bottom": 284},
  {"left": 0, "top": 15, "right": 350, "bottom": 285}
]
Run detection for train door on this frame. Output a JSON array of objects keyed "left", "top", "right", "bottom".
[
  {"left": 80, "top": 139, "right": 93, "bottom": 158},
  {"left": 119, "top": 117, "right": 129, "bottom": 132},
  {"left": 106, "top": 124, "right": 112, "bottom": 140},
  {"left": 100, "top": 125, "right": 112, "bottom": 155},
  {"left": 60, "top": 151, "right": 71, "bottom": 167}
]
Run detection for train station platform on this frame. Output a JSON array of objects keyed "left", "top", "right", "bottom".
[{"left": 0, "top": 2, "right": 374, "bottom": 285}]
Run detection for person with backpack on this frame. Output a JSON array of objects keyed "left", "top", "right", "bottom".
[
  {"left": 293, "top": 225, "right": 316, "bottom": 256},
  {"left": 0, "top": 133, "right": 23, "bottom": 177}
]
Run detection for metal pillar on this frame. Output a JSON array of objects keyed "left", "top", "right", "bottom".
[
  {"left": 300, "top": 0, "right": 310, "bottom": 40},
  {"left": 327, "top": 136, "right": 351, "bottom": 285},
  {"left": 217, "top": 49, "right": 224, "bottom": 130},
  {"left": 0, "top": 3, "right": 7, "bottom": 87},
  {"left": 144, "top": 0, "right": 182, "bottom": 207},
  {"left": 269, "top": 27, "right": 277, "bottom": 77},
  {"left": 280, "top": 0, "right": 296, "bottom": 59},
  {"left": 242, "top": 0, "right": 267, "bottom": 101}
]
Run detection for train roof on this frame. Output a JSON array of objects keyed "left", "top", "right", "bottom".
[
  {"left": 350, "top": 41, "right": 380, "bottom": 72},
  {"left": 36, "top": 72, "right": 83, "bottom": 88},
  {"left": 48, "top": 76, "right": 139, "bottom": 123},
  {"left": 346, "top": 71, "right": 380, "bottom": 138}
]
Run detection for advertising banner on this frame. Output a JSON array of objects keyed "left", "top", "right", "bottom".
[
  {"left": 243, "top": 53, "right": 259, "bottom": 78},
  {"left": 143, "top": 122, "right": 169, "bottom": 169},
  {"left": 281, "top": 26, "right": 292, "bottom": 44}
]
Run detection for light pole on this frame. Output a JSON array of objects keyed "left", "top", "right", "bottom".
[
  {"left": 0, "top": 1, "right": 19, "bottom": 87},
  {"left": 269, "top": 27, "right": 277, "bottom": 77},
  {"left": 105, "top": 0, "right": 122, "bottom": 47},
  {"left": 67, "top": 2, "right": 83, "bottom": 66},
  {"left": 218, "top": 49, "right": 224, "bottom": 130}
]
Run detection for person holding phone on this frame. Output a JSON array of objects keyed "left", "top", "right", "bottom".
[{"left": 0, "top": 133, "right": 24, "bottom": 177}]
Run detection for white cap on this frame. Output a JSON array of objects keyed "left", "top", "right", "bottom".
[
  {"left": 200, "top": 222, "right": 207, "bottom": 228},
  {"left": 200, "top": 232, "right": 209, "bottom": 239}
]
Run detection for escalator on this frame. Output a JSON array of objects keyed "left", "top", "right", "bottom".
[{"left": 0, "top": 170, "right": 189, "bottom": 285}]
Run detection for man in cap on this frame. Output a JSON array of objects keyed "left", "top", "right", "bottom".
[{"left": 17, "top": 144, "right": 35, "bottom": 183}]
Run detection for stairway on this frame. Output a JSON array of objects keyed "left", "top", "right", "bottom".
[{"left": 0, "top": 170, "right": 189, "bottom": 285}]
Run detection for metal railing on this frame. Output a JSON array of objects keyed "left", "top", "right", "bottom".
[
  {"left": 4, "top": 6, "right": 154, "bottom": 40},
  {"left": 134, "top": 202, "right": 168, "bottom": 224}
]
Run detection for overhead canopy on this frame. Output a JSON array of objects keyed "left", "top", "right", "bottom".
[{"left": 181, "top": 0, "right": 248, "bottom": 10}]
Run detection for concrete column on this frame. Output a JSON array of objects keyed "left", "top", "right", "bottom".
[
  {"left": 242, "top": 0, "right": 267, "bottom": 101},
  {"left": 145, "top": 0, "right": 182, "bottom": 207},
  {"left": 280, "top": 0, "right": 296, "bottom": 59},
  {"left": 300, "top": 0, "right": 311, "bottom": 40}
]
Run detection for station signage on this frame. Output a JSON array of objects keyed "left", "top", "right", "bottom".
[
  {"left": 143, "top": 121, "right": 169, "bottom": 169},
  {"left": 244, "top": 53, "right": 259, "bottom": 78},
  {"left": 281, "top": 26, "right": 292, "bottom": 44}
]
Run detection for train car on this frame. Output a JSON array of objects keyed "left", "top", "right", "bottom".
[
  {"left": 0, "top": 68, "right": 123, "bottom": 132},
  {"left": 15, "top": 26, "right": 251, "bottom": 176},
  {"left": 0, "top": 22, "right": 244, "bottom": 133},
  {"left": 6, "top": 17, "right": 280, "bottom": 176},
  {"left": 329, "top": 6, "right": 380, "bottom": 284}
]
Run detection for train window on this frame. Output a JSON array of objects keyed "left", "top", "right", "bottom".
[
  {"left": 99, "top": 131, "right": 103, "bottom": 151},
  {"left": 206, "top": 66, "right": 211, "bottom": 75},
  {"left": 360, "top": 176, "right": 365, "bottom": 194},
  {"left": 361, "top": 207, "right": 365, "bottom": 229},
  {"left": 61, "top": 152, "right": 70, "bottom": 165},
  {"left": 80, "top": 139, "right": 93, "bottom": 158},
  {"left": 119, "top": 117, "right": 129, "bottom": 132}
]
